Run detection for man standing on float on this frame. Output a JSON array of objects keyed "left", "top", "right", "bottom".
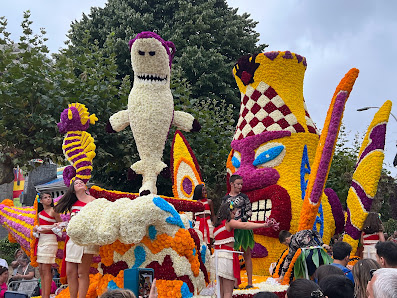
[{"left": 222, "top": 174, "right": 254, "bottom": 289}]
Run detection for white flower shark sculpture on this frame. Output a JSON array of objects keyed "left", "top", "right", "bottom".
[{"left": 107, "top": 32, "right": 200, "bottom": 195}]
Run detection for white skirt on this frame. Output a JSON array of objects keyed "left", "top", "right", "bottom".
[
  {"left": 37, "top": 233, "right": 58, "bottom": 264},
  {"left": 216, "top": 251, "right": 236, "bottom": 281},
  {"left": 65, "top": 237, "right": 99, "bottom": 263}
]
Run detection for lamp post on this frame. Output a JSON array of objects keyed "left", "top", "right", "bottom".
[{"left": 357, "top": 106, "right": 397, "bottom": 167}]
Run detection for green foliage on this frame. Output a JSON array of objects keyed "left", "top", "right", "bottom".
[
  {"left": 383, "top": 218, "right": 397, "bottom": 235},
  {"left": 0, "top": 12, "right": 64, "bottom": 171},
  {"left": 67, "top": 0, "right": 267, "bottom": 109},
  {"left": 0, "top": 238, "right": 19, "bottom": 264}
]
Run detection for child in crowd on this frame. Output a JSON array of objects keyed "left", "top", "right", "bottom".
[
  {"left": 33, "top": 192, "right": 62, "bottom": 298},
  {"left": 192, "top": 184, "right": 215, "bottom": 246},
  {"left": 214, "top": 202, "right": 277, "bottom": 298},
  {"left": 361, "top": 212, "right": 385, "bottom": 260},
  {"left": 0, "top": 266, "right": 8, "bottom": 298}
]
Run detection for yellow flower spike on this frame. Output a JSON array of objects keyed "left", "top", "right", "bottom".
[{"left": 343, "top": 100, "right": 392, "bottom": 255}]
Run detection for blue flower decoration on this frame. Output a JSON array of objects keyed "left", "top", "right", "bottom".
[
  {"left": 201, "top": 245, "right": 207, "bottom": 264},
  {"left": 153, "top": 196, "right": 185, "bottom": 228},
  {"left": 132, "top": 246, "right": 146, "bottom": 268},
  {"left": 253, "top": 145, "right": 284, "bottom": 167},
  {"left": 181, "top": 282, "right": 193, "bottom": 298},
  {"left": 107, "top": 280, "right": 120, "bottom": 290},
  {"left": 232, "top": 156, "right": 241, "bottom": 168},
  {"left": 148, "top": 225, "right": 157, "bottom": 240}
]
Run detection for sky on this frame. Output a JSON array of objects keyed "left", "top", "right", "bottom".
[{"left": 2, "top": 0, "right": 397, "bottom": 176}]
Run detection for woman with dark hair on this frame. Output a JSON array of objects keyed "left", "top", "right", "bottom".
[
  {"left": 352, "top": 259, "right": 381, "bottom": 298},
  {"left": 0, "top": 266, "right": 8, "bottom": 298},
  {"left": 193, "top": 184, "right": 215, "bottom": 246},
  {"left": 33, "top": 192, "right": 62, "bottom": 298},
  {"left": 54, "top": 178, "right": 98, "bottom": 298},
  {"left": 214, "top": 202, "right": 277, "bottom": 298},
  {"left": 361, "top": 212, "right": 385, "bottom": 260}
]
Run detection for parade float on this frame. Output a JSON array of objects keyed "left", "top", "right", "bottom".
[{"left": 0, "top": 31, "right": 393, "bottom": 297}]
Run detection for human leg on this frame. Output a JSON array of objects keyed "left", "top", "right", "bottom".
[
  {"left": 222, "top": 277, "right": 235, "bottom": 298},
  {"left": 244, "top": 247, "right": 253, "bottom": 286},
  {"left": 41, "top": 263, "right": 52, "bottom": 298},
  {"left": 77, "top": 253, "right": 93, "bottom": 298},
  {"left": 66, "top": 261, "right": 78, "bottom": 298}
]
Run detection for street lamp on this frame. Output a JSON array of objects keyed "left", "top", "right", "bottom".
[{"left": 357, "top": 106, "right": 397, "bottom": 167}]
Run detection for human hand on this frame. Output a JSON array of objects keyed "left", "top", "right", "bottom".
[
  {"left": 149, "top": 278, "right": 158, "bottom": 298},
  {"left": 33, "top": 225, "right": 38, "bottom": 232}
]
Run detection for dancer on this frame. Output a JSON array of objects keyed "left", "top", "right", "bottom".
[
  {"left": 54, "top": 178, "right": 98, "bottom": 298},
  {"left": 214, "top": 202, "right": 277, "bottom": 298},
  {"left": 193, "top": 184, "right": 215, "bottom": 246},
  {"left": 361, "top": 212, "right": 385, "bottom": 260},
  {"left": 33, "top": 192, "right": 62, "bottom": 298},
  {"left": 222, "top": 174, "right": 254, "bottom": 288}
]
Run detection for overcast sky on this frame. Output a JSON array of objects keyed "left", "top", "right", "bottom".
[{"left": 2, "top": 0, "right": 397, "bottom": 176}]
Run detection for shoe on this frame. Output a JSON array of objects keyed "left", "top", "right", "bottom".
[{"left": 245, "top": 285, "right": 254, "bottom": 289}]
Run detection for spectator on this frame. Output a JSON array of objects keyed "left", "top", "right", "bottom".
[
  {"left": 352, "top": 259, "right": 381, "bottom": 298},
  {"left": 9, "top": 255, "right": 35, "bottom": 282},
  {"left": 0, "top": 259, "right": 7, "bottom": 269},
  {"left": 375, "top": 241, "right": 397, "bottom": 268},
  {"left": 0, "top": 266, "right": 8, "bottom": 298},
  {"left": 331, "top": 241, "right": 354, "bottom": 283},
  {"left": 100, "top": 289, "right": 136, "bottom": 298},
  {"left": 319, "top": 275, "right": 354, "bottom": 298},
  {"left": 253, "top": 292, "right": 278, "bottom": 298},
  {"left": 367, "top": 268, "right": 397, "bottom": 298},
  {"left": 361, "top": 212, "right": 385, "bottom": 260},
  {"left": 313, "top": 264, "right": 344, "bottom": 283},
  {"left": 10, "top": 248, "right": 25, "bottom": 275},
  {"left": 286, "top": 279, "right": 325, "bottom": 298}
]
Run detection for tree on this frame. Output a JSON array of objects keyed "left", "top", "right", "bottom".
[
  {"left": 67, "top": 0, "right": 267, "bottom": 109},
  {"left": 0, "top": 12, "right": 64, "bottom": 184}
]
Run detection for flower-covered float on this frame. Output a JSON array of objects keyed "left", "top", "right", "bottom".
[{"left": 0, "top": 32, "right": 393, "bottom": 297}]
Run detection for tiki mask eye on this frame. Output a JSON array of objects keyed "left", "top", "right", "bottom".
[
  {"left": 253, "top": 143, "right": 285, "bottom": 168},
  {"left": 138, "top": 50, "right": 145, "bottom": 56},
  {"left": 232, "top": 151, "right": 241, "bottom": 168}
]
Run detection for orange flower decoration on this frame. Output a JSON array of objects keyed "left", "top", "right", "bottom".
[
  {"left": 281, "top": 248, "right": 301, "bottom": 285},
  {"left": 156, "top": 279, "right": 183, "bottom": 298}
]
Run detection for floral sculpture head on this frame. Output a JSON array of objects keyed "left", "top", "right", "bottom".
[
  {"left": 129, "top": 31, "right": 175, "bottom": 84},
  {"left": 57, "top": 103, "right": 97, "bottom": 134},
  {"left": 226, "top": 51, "right": 343, "bottom": 274}
]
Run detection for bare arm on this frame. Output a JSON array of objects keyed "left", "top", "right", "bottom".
[{"left": 227, "top": 219, "right": 273, "bottom": 230}]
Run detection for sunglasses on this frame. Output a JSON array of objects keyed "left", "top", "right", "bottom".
[
  {"left": 369, "top": 269, "right": 377, "bottom": 280},
  {"left": 311, "top": 289, "right": 325, "bottom": 298}
]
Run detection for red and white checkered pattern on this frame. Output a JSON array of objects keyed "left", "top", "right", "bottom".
[
  {"left": 234, "top": 82, "right": 305, "bottom": 140},
  {"left": 304, "top": 101, "right": 320, "bottom": 135}
]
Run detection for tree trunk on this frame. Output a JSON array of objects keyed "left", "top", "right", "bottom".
[{"left": 0, "top": 155, "right": 14, "bottom": 185}]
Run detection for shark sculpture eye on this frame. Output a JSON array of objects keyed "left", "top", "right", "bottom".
[
  {"left": 253, "top": 143, "right": 285, "bottom": 168},
  {"left": 138, "top": 50, "right": 145, "bottom": 56},
  {"left": 149, "top": 51, "right": 155, "bottom": 56},
  {"left": 232, "top": 151, "right": 241, "bottom": 168}
]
